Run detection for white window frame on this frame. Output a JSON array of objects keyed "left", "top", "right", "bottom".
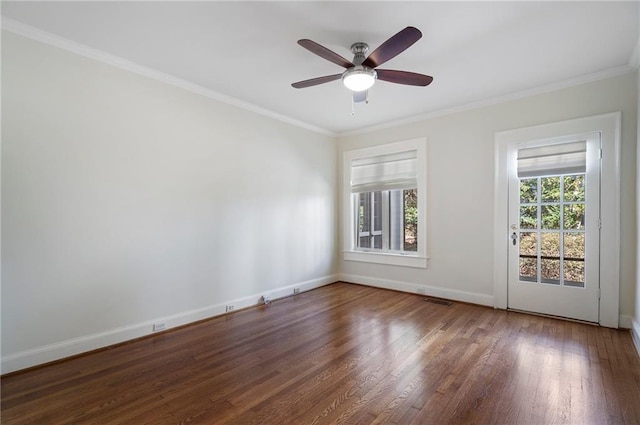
[{"left": 343, "top": 138, "right": 428, "bottom": 268}]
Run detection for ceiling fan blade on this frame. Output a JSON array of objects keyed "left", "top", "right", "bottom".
[
  {"left": 362, "top": 27, "right": 422, "bottom": 68},
  {"left": 376, "top": 69, "right": 433, "bottom": 86},
  {"left": 292, "top": 74, "right": 342, "bottom": 89},
  {"left": 297, "top": 39, "right": 353, "bottom": 69}
]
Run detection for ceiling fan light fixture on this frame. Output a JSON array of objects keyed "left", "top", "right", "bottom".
[{"left": 342, "top": 66, "right": 377, "bottom": 92}]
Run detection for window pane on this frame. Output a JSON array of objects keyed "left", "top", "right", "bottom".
[
  {"left": 519, "top": 232, "right": 537, "bottom": 256},
  {"left": 358, "top": 193, "right": 370, "bottom": 233},
  {"left": 404, "top": 189, "right": 418, "bottom": 252},
  {"left": 519, "top": 232, "right": 537, "bottom": 282},
  {"left": 541, "top": 205, "right": 560, "bottom": 229},
  {"left": 541, "top": 232, "right": 560, "bottom": 284},
  {"left": 541, "top": 232, "right": 560, "bottom": 257},
  {"left": 520, "top": 205, "right": 537, "bottom": 229},
  {"left": 355, "top": 189, "right": 419, "bottom": 253},
  {"left": 564, "top": 261, "right": 585, "bottom": 287},
  {"left": 357, "top": 192, "right": 372, "bottom": 249},
  {"left": 373, "top": 191, "right": 382, "bottom": 232},
  {"left": 563, "top": 175, "right": 585, "bottom": 202},
  {"left": 520, "top": 178, "right": 538, "bottom": 203},
  {"left": 564, "top": 204, "right": 585, "bottom": 230},
  {"left": 541, "top": 176, "right": 560, "bottom": 202},
  {"left": 373, "top": 235, "right": 383, "bottom": 249},
  {"left": 541, "top": 259, "right": 560, "bottom": 284},
  {"left": 389, "top": 190, "right": 403, "bottom": 251},
  {"left": 564, "top": 232, "right": 585, "bottom": 260},
  {"left": 519, "top": 258, "right": 537, "bottom": 282}
]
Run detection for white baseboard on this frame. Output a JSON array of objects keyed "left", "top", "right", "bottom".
[
  {"left": 619, "top": 314, "right": 634, "bottom": 329},
  {"left": 1, "top": 274, "right": 338, "bottom": 374},
  {"left": 339, "top": 274, "right": 494, "bottom": 307},
  {"left": 632, "top": 317, "right": 640, "bottom": 358}
]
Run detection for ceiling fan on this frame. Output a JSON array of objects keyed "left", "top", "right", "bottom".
[{"left": 292, "top": 26, "right": 433, "bottom": 104}]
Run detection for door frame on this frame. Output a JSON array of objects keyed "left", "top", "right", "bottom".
[{"left": 493, "top": 112, "right": 621, "bottom": 328}]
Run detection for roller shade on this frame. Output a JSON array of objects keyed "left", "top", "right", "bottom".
[
  {"left": 351, "top": 150, "right": 417, "bottom": 193},
  {"left": 517, "top": 141, "right": 586, "bottom": 178}
]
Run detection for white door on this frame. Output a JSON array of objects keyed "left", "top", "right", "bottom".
[{"left": 508, "top": 133, "right": 601, "bottom": 322}]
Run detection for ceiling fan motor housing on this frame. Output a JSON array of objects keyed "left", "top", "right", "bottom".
[{"left": 342, "top": 43, "right": 377, "bottom": 92}]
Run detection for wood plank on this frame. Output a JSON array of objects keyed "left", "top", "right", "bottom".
[{"left": 2, "top": 282, "right": 639, "bottom": 424}]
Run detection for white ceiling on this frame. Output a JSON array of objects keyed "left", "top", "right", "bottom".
[{"left": 2, "top": 1, "right": 639, "bottom": 135}]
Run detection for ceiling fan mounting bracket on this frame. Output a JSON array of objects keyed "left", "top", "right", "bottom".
[{"left": 350, "top": 42, "right": 369, "bottom": 65}]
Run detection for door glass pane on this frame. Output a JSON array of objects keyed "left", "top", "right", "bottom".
[
  {"left": 541, "top": 232, "right": 560, "bottom": 257},
  {"left": 540, "top": 232, "right": 560, "bottom": 284},
  {"left": 520, "top": 258, "right": 537, "bottom": 282},
  {"left": 563, "top": 175, "right": 585, "bottom": 202},
  {"left": 564, "top": 261, "right": 585, "bottom": 287},
  {"left": 517, "top": 172, "right": 588, "bottom": 289},
  {"left": 541, "top": 205, "right": 560, "bottom": 229},
  {"left": 564, "top": 204, "right": 585, "bottom": 230},
  {"left": 520, "top": 178, "right": 537, "bottom": 203},
  {"left": 520, "top": 205, "right": 537, "bottom": 229},
  {"left": 541, "top": 176, "right": 561, "bottom": 202},
  {"left": 519, "top": 232, "right": 537, "bottom": 282},
  {"left": 541, "top": 259, "right": 561, "bottom": 285},
  {"left": 563, "top": 232, "right": 585, "bottom": 287},
  {"left": 564, "top": 232, "right": 585, "bottom": 259},
  {"left": 519, "top": 232, "right": 537, "bottom": 256}
]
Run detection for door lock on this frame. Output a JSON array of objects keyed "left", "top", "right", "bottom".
[{"left": 511, "top": 232, "right": 518, "bottom": 246}]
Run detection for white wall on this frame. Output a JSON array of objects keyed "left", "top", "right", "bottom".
[
  {"left": 3, "top": 30, "right": 638, "bottom": 374},
  {"left": 338, "top": 72, "right": 638, "bottom": 321},
  {"left": 1, "top": 32, "right": 337, "bottom": 372}
]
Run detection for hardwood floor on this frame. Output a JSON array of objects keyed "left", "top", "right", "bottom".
[{"left": 2, "top": 282, "right": 640, "bottom": 424}]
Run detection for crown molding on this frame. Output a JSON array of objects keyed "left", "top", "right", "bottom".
[
  {"left": 3, "top": 17, "right": 635, "bottom": 140},
  {"left": 340, "top": 65, "right": 635, "bottom": 137},
  {"left": 1, "top": 17, "right": 336, "bottom": 138}
]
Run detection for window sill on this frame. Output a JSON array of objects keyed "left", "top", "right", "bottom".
[{"left": 343, "top": 250, "right": 428, "bottom": 268}]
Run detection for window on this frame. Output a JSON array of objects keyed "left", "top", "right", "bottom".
[
  {"left": 356, "top": 189, "right": 418, "bottom": 252},
  {"left": 516, "top": 141, "right": 588, "bottom": 287},
  {"left": 343, "top": 138, "right": 427, "bottom": 268}
]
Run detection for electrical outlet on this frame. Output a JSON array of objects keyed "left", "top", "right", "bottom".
[
  {"left": 153, "top": 322, "right": 166, "bottom": 332},
  {"left": 262, "top": 296, "right": 271, "bottom": 305},
  {"left": 293, "top": 288, "right": 301, "bottom": 294},
  {"left": 225, "top": 305, "right": 235, "bottom": 312}
]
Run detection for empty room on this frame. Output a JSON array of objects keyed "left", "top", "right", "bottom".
[{"left": 2, "top": 1, "right": 640, "bottom": 424}]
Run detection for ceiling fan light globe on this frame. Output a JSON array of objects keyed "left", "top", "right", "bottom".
[{"left": 342, "top": 67, "right": 377, "bottom": 91}]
